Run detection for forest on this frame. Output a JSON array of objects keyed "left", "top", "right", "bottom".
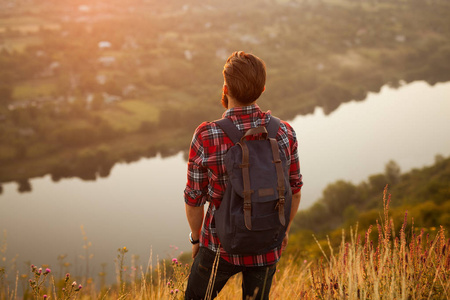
[{"left": 1, "top": 0, "right": 450, "bottom": 189}]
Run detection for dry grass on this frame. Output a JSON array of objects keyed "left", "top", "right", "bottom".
[{"left": 1, "top": 187, "right": 449, "bottom": 299}]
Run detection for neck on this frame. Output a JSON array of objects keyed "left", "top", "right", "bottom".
[{"left": 227, "top": 96, "right": 256, "bottom": 109}]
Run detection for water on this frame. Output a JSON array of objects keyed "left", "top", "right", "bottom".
[{"left": 1, "top": 81, "right": 449, "bottom": 284}]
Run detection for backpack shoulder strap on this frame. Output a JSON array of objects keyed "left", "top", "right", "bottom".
[
  {"left": 215, "top": 118, "right": 243, "bottom": 144},
  {"left": 266, "top": 116, "right": 281, "bottom": 139}
]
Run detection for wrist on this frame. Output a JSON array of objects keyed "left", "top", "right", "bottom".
[{"left": 189, "top": 232, "right": 200, "bottom": 245}]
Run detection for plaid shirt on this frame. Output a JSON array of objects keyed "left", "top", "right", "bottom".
[{"left": 184, "top": 104, "right": 302, "bottom": 266}]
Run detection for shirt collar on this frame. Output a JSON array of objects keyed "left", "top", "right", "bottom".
[{"left": 222, "top": 103, "right": 262, "bottom": 118}]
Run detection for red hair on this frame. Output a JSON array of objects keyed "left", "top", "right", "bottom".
[{"left": 222, "top": 51, "right": 266, "bottom": 108}]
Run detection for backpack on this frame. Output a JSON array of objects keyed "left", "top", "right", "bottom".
[{"left": 214, "top": 116, "right": 292, "bottom": 255}]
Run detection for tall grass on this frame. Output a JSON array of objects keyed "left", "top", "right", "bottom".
[{"left": 1, "top": 187, "right": 449, "bottom": 299}]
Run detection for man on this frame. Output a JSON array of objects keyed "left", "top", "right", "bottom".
[{"left": 184, "top": 51, "right": 302, "bottom": 300}]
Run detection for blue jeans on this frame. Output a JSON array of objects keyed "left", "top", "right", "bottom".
[{"left": 185, "top": 247, "right": 277, "bottom": 300}]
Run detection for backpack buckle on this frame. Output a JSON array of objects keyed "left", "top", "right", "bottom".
[
  {"left": 275, "top": 197, "right": 286, "bottom": 226},
  {"left": 275, "top": 197, "right": 285, "bottom": 209}
]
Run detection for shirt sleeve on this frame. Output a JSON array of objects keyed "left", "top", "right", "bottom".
[
  {"left": 184, "top": 123, "right": 209, "bottom": 207},
  {"left": 285, "top": 122, "right": 303, "bottom": 194}
]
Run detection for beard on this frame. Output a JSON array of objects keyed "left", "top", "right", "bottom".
[{"left": 221, "top": 93, "right": 228, "bottom": 109}]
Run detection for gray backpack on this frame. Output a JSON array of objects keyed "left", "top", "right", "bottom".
[{"left": 214, "top": 117, "right": 292, "bottom": 255}]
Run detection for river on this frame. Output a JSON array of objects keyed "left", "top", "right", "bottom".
[{"left": 1, "top": 81, "right": 449, "bottom": 285}]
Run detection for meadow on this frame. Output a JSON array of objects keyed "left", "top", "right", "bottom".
[{"left": 1, "top": 187, "right": 448, "bottom": 299}]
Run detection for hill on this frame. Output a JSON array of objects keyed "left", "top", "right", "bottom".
[
  {"left": 1, "top": 0, "right": 450, "bottom": 186},
  {"left": 287, "top": 155, "right": 450, "bottom": 258}
]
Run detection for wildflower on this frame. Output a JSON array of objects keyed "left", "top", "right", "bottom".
[
  {"left": 38, "top": 268, "right": 42, "bottom": 274},
  {"left": 170, "top": 290, "right": 174, "bottom": 294},
  {"left": 65, "top": 273, "right": 70, "bottom": 282},
  {"left": 78, "top": 284, "right": 83, "bottom": 290},
  {"left": 43, "top": 295, "right": 48, "bottom": 299},
  {"left": 72, "top": 281, "right": 77, "bottom": 287},
  {"left": 172, "top": 258, "right": 178, "bottom": 264},
  {"left": 175, "top": 289, "right": 179, "bottom": 293},
  {"left": 44, "top": 268, "right": 51, "bottom": 275}
]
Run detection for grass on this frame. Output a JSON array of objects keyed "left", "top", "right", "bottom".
[
  {"left": 98, "top": 100, "right": 159, "bottom": 132},
  {"left": 12, "top": 79, "right": 57, "bottom": 100},
  {"left": 0, "top": 187, "right": 449, "bottom": 299}
]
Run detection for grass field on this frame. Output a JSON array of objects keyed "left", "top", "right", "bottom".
[
  {"left": 98, "top": 100, "right": 159, "bottom": 132},
  {"left": 12, "top": 79, "right": 57, "bottom": 100}
]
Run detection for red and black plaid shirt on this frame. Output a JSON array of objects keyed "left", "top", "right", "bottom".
[{"left": 184, "top": 104, "right": 302, "bottom": 266}]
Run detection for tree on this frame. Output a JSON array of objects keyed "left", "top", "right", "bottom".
[
  {"left": 385, "top": 160, "right": 401, "bottom": 186},
  {"left": 321, "top": 180, "right": 360, "bottom": 220}
]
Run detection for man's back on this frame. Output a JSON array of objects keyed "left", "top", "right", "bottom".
[{"left": 185, "top": 104, "right": 301, "bottom": 265}]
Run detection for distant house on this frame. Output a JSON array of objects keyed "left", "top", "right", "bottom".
[
  {"left": 98, "top": 56, "right": 116, "bottom": 67},
  {"left": 78, "top": 5, "right": 91, "bottom": 12},
  {"left": 122, "top": 84, "right": 137, "bottom": 97},
  {"left": 39, "top": 61, "right": 61, "bottom": 77},
  {"left": 395, "top": 35, "right": 406, "bottom": 43},
  {"left": 96, "top": 74, "right": 107, "bottom": 85},
  {"left": 184, "top": 50, "right": 193, "bottom": 61},
  {"left": 98, "top": 41, "right": 112, "bottom": 49},
  {"left": 103, "top": 93, "right": 121, "bottom": 104}
]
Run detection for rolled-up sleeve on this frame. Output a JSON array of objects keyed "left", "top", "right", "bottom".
[
  {"left": 184, "top": 124, "right": 209, "bottom": 206},
  {"left": 286, "top": 124, "right": 303, "bottom": 194}
]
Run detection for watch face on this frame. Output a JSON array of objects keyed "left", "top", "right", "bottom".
[{"left": 189, "top": 232, "right": 199, "bottom": 244}]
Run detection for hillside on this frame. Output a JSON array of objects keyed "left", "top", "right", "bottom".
[
  {"left": 1, "top": 0, "right": 450, "bottom": 186},
  {"left": 287, "top": 155, "right": 450, "bottom": 258}
]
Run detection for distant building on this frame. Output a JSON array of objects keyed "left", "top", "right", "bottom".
[
  {"left": 98, "top": 56, "right": 116, "bottom": 67},
  {"left": 98, "top": 41, "right": 112, "bottom": 49},
  {"left": 103, "top": 93, "right": 121, "bottom": 104},
  {"left": 395, "top": 35, "right": 406, "bottom": 43},
  {"left": 78, "top": 5, "right": 91, "bottom": 12},
  {"left": 96, "top": 74, "right": 107, "bottom": 85},
  {"left": 184, "top": 50, "right": 193, "bottom": 61}
]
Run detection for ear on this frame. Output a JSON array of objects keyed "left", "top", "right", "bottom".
[
  {"left": 223, "top": 84, "right": 229, "bottom": 95},
  {"left": 262, "top": 86, "right": 266, "bottom": 93}
]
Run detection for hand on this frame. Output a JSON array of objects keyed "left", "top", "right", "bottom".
[
  {"left": 192, "top": 244, "right": 200, "bottom": 258},
  {"left": 281, "top": 233, "right": 289, "bottom": 252}
]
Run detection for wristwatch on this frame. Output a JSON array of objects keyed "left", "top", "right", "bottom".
[{"left": 189, "top": 232, "right": 199, "bottom": 245}]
